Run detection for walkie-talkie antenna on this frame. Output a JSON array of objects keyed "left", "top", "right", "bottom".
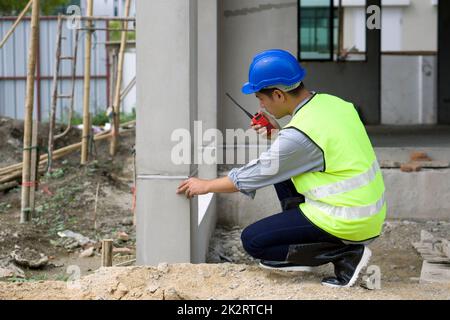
[{"left": 225, "top": 93, "right": 254, "bottom": 119}]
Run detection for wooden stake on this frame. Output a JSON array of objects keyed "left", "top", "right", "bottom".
[
  {"left": 110, "top": 0, "right": 132, "bottom": 156},
  {"left": 81, "top": 0, "right": 93, "bottom": 165},
  {"left": 20, "top": 0, "right": 39, "bottom": 224},
  {"left": 101, "top": 239, "right": 113, "bottom": 267},
  {"left": 0, "top": 0, "right": 33, "bottom": 49}
]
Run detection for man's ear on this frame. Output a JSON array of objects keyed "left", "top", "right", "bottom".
[{"left": 273, "top": 89, "right": 285, "bottom": 101}]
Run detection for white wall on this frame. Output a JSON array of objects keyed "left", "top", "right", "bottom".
[
  {"left": 402, "top": 0, "right": 437, "bottom": 51},
  {"left": 122, "top": 48, "right": 136, "bottom": 114},
  {"left": 381, "top": 55, "right": 437, "bottom": 124},
  {"left": 220, "top": 0, "right": 297, "bottom": 134}
]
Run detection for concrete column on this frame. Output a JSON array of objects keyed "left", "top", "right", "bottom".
[
  {"left": 191, "top": 0, "right": 219, "bottom": 263},
  {"left": 136, "top": 0, "right": 198, "bottom": 265}
]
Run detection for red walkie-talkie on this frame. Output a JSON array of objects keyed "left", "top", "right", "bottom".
[{"left": 226, "top": 93, "right": 275, "bottom": 137}]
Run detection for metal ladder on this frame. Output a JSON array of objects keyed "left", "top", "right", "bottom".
[{"left": 47, "top": 15, "right": 80, "bottom": 172}]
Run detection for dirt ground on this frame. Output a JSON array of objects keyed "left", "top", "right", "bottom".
[{"left": 0, "top": 117, "right": 449, "bottom": 300}]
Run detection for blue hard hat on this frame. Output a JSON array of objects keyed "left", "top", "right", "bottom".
[{"left": 242, "top": 49, "right": 306, "bottom": 95}]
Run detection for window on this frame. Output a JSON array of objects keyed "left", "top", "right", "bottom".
[
  {"left": 299, "top": 0, "right": 367, "bottom": 62},
  {"left": 299, "top": 0, "right": 336, "bottom": 60}
]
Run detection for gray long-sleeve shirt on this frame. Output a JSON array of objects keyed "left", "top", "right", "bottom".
[{"left": 228, "top": 93, "right": 324, "bottom": 199}]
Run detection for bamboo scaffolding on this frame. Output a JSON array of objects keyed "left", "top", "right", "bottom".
[
  {"left": 81, "top": 0, "right": 93, "bottom": 165},
  {"left": 20, "top": 0, "right": 39, "bottom": 223},
  {"left": 47, "top": 15, "right": 64, "bottom": 173},
  {"left": 0, "top": 0, "right": 33, "bottom": 49},
  {"left": 54, "top": 28, "right": 80, "bottom": 141},
  {"left": 0, "top": 120, "right": 136, "bottom": 181},
  {"left": 110, "top": 0, "right": 132, "bottom": 157},
  {"left": 60, "top": 16, "right": 135, "bottom": 22}
]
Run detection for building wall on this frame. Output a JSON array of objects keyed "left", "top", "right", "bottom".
[
  {"left": 219, "top": 0, "right": 298, "bottom": 136},
  {"left": 219, "top": 0, "right": 439, "bottom": 127},
  {"left": 402, "top": 0, "right": 437, "bottom": 51},
  {"left": 381, "top": 55, "right": 437, "bottom": 125}
]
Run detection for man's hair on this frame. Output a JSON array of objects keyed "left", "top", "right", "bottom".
[{"left": 258, "top": 82, "right": 305, "bottom": 99}]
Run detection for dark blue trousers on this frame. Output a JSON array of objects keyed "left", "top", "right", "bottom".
[{"left": 241, "top": 180, "right": 344, "bottom": 261}]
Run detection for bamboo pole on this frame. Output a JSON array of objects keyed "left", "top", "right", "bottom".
[
  {"left": 0, "top": 0, "right": 33, "bottom": 49},
  {"left": 110, "top": 0, "right": 132, "bottom": 156},
  {"left": 61, "top": 16, "right": 135, "bottom": 22},
  {"left": 81, "top": 0, "right": 93, "bottom": 165},
  {"left": 48, "top": 15, "right": 63, "bottom": 173},
  {"left": 0, "top": 181, "right": 19, "bottom": 192},
  {"left": 29, "top": 120, "right": 39, "bottom": 215},
  {"left": 20, "top": 0, "right": 39, "bottom": 224}
]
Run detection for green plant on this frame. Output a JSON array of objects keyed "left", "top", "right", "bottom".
[
  {"left": 0, "top": 202, "right": 12, "bottom": 214},
  {"left": 109, "top": 21, "right": 136, "bottom": 42}
]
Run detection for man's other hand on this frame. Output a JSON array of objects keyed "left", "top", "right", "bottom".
[{"left": 176, "top": 178, "right": 211, "bottom": 199}]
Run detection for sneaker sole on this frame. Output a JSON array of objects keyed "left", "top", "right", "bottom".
[
  {"left": 259, "top": 262, "right": 314, "bottom": 272},
  {"left": 321, "top": 246, "right": 372, "bottom": 288}
]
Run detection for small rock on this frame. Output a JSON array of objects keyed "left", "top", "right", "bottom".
[
  {"left": 229, "top": 283, "right": 239, "bottom": 290},
  {"left": 116, "top": 283, "right": 129, "bottom": 295},
  {"left": 157, "top": 262, "right": 169, "bottom": 273},
  {"left": 147, "top": 283, "right": 160, "bottom": 293},
  {"left": 121, "top": 218, "right": 133, "bottom": 226},
  {"left": 117, "top": 231, "right": 129, "bottom": 241},
  {"left": 79, "top": 247, "right": 95, "bottom": 258},
  {"left": 237, "top": 266, "right": 246, "bottom": 272},
  {"left": 10, "top": 248, "right": 49, "bottom": 269},
  {"left": 165, "top": 287, "right": 182, "bottom": 299},
  {"left": 409, "top": 265, "right": 416, "bottom": 271}
]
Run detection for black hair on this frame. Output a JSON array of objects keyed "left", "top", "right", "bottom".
[{"left": 258, "top": 82, "right": 305, "bottom": 99}]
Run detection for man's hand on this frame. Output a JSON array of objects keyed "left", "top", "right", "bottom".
[
  {"left": 176, "top": 178, "right": 211, "bottom": 199},
  {"left": 176, "top": 176, "right": 238, "bottom": 199},
  {"left": 250, "top": 111, "right": 280, "bottom": 139}
]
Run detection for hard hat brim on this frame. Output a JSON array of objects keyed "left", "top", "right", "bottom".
[{"left": 242, "top": 82, "right": 257, "bottom": 95}]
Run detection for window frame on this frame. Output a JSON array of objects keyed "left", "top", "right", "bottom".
[{"left": 298, "top": 0, "right": 369, "bottom": 63}]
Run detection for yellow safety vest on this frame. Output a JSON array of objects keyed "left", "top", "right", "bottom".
[{"left": 285, "top": 93, "right": 386, "bottom": 242}]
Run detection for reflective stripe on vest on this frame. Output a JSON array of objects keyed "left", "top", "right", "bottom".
[
  {"left": 303, "top": 160, "right": 380, "bottom": 200},
  {"left": 305, "top": 193, "right": 385, "bottom": 220}
]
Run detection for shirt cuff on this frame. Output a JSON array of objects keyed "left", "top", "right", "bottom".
[{"left": 227, "top": 168, "right": 256, "bottom": 199}]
